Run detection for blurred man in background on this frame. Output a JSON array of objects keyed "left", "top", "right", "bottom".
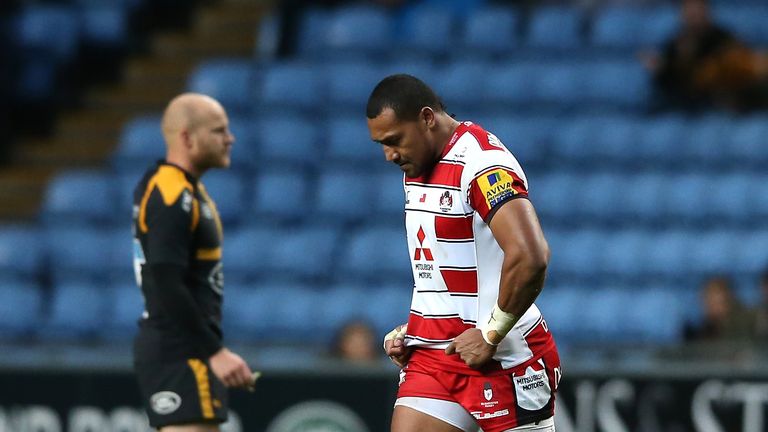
[
  {"left": 368, "top": 75, "right": 559, "bottom": 432},
  {"left": 132, "top": 93, "right": 253, "bottom": 431},
  {"left": 643, "top": 0, "right": 768, "bottom": 112}
]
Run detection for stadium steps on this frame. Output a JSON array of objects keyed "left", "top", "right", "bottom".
[{"left": 0, "top": 0, "right": 270, "bottom": 221}]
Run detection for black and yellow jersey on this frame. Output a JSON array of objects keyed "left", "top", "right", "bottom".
[{"left": 132, "top": 161, "right": 225, "bottom": 362}]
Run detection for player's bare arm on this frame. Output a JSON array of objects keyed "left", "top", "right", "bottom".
[{"left": 446, "top": 198, "right": 549, "bottom": 368}]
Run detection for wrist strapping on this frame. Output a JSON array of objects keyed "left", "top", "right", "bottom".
[
  {"left": 383, "top": 324, "right": 408, "bottom": 350},
  {"left": 480, "top": 304, "right": 519, "bottom": 346}
]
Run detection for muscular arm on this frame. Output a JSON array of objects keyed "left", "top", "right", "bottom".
[
  {"left": 488, "top": 198, "right": 550, "bottom": 317},
  {"left": 146, "top": 262, "right": 222, "bottom": 357}
]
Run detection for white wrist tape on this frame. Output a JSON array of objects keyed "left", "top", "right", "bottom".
[
  {"left": 480, "top": 304, "right": 519, "bottom": 346},
  {"left": 383, "top": 324, "right": 408, "bottom": 350}
]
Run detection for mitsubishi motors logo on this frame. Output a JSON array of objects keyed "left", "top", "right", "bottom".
[{"left": 414, "top": 226, "right": 433, "bottom": 261}]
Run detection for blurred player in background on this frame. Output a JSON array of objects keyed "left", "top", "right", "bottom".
[
  {"left": 132, "top": 93, "right": 253, "bottom": 431},
  {"left": 367, "top": 75, "right": 560, "bottom": 432}
]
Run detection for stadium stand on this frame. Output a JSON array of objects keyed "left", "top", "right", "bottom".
[{"left": 1, "top": 0, "right": 767, "bottom": 354}]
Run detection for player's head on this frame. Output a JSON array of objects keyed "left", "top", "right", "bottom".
[
  {"left": 681, "top": 0, "right": 710, "bottom": 30},
  {"left": 366, "top": 74, "right": 450, "bottom": 178},
  {"left": 161, "top": 93, "right": 235, "bottom": 176}
]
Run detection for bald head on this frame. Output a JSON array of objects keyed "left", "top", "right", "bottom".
[
  {"left": 162, "top": 93, "right": 225, "bottom": 145},
  {"left": 161, "top": 93, "right": 234, "bottom": 177}
]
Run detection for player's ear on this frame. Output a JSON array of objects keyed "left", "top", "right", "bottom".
[
  {"left": 180, "top": 129, "right": 194, "bottom": 150},
  {"left": 420, "top": 107, "right": 436, "bottom": 129}
]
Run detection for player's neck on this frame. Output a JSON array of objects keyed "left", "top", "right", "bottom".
[
  {"left": 165, "top": 153, "right": 203, "bottom": 179},
  {"left": 434, "top": 114, "right": 461, "bottom": 159}
]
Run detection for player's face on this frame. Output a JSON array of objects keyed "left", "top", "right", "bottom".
[
  {"left": 189, "top": 103, "right": 235, "bottom": 172},
  {"left": 368, "top": 107, "right": 436, "bottom": 178}
]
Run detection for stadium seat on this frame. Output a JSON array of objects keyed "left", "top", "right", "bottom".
[
  {"left": 338, "top": 225, "right": 412, "bottom": 284},
  {"left": 525, "top": 6, "right": 584, "bottom": 49},
  {"left": 255, "top": 115, "right": 320, "bottom": 165},
  {"left": 14, "top": 56, "right": 58, "bottom": 102},
  {"left": 296, "top": 8, "right": 333, "bottom": 56},
  {"left": 585, "top": 60, "right": 650, "bottom": 108},
  {"left": 372, "top": 169, "right": 406, "bottom": 221},
  {"left": 13, "top": 5, "right": 80, "bottom": 63},
  {"left": 482, "top": 62, "right": 539, "bottom": 108},
  {"left": 0, "top": 225, "right": 44, "bottom": 278},
  {"left": 730, "top": 116, "right": 768, "bottom": 164},
  {"left": 546, "top": 230, "right": 606, "bottom": 279},
  {"left": 635, "top": 115, "right": 688, "bottom": 165},
  {"left": 323, "top": 6, "right": 392, "bottom": 57},
  {"left": 614, "top": 173, "right": 666, "bottom": 223},
  {"left": 640, "top": 230, "right": 694, "bottom": 276},
  {"left": 40, "top": 281, "right": 108, "bottom": 340},
  {"left": 732, "top": 230, "right": 768, "bottom": 274},
  {"left": 461, "top": 6, "right": 518, "bottom": 56},
  {"left": 78, "top": 5, "right": 128, "bottom": 47},
  {"left": 478, "top": 116, "right": 552, "bottom": 166},
  {"left": 199, "top": 170, "right": 247, "bottom": 226},
  {"left": 434, "top": 60, "right": 492, "bottom": 113},
  {"left": 46, "top": 227, "right": 121, "bottom": 283},
  {"left": 187, "top": 59, "right": 254, "bottom": 113},
  {"left": 40, "top": 170, "right": 116, "bottom": 225},
  {"left": 714, "top": 6, "right": 768, "bottom": 45},
  {"left": 625, "top": 288, "right": 683, "bottom": 344},
  {"left": 590, "top": 5, "right": 678, "bottom": 49},
  {"left": 532, "top": 63, "right": 588, "bottom": 107},
  {"left": 532, "top": 173, "right": 579, "bottom": 222},
  {"left": 315, "top": 168, "right": 374, "bottom": 222},
  {"left": 534, "top": 285, "right": 588, "bottom": 344},
  {"left": 264, "top": 226, "right": 341, "bottom": 280},
  {"left": 258, "top": 62, "right": 322, "bottom": 111},
  {"left": 249, "top": 168, "right": 310, "bottom": 223},
  {"left": 596, "top": 230, "right": 650, "bottom": 277},
  {"left": 659, "top": 173, "right": 707, "bottom": 221},
  {"left": 360, "top": 284, "right": 412, "bottom": 335},
  {"left": 396, "top": 4, "right": 454, "bottom": 58},
  {"left": 0, "top": 281, "right": 43, "bottom": 339},
  {"left": 577, "top": 173, "right": 626, "bottom": 220},
  {"left": 688, "top": 230, "right": 738, "bottom": 274},
  {"left": 224, "top": 227, "right": 280, "bottom": 282},
  {"left": 222, "top": 284, "right": 268, "bottom": 340},
  {"left": 326, "top": 115, "right": 382, "bottom": 163},
  {"left": 227, "top": 115, "right": 259, "bottom": 169},
  {"left": 680, "top": 115, "right": 729, "bottom": 164},
  {"left": 101, "top": 283, "right": 143, "bottom": 340},
  {"left": 317, "top": 285, "right": 373, "bottom": 335},
  {"left": 112, "top": 115, "right": 164, "bottom": 171},
  {"left": 324, "top": 62, "right": 383, "bottom": 112}
]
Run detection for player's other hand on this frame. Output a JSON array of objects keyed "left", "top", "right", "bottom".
[
  {"left": 445, "top": 328, "right": 497, "bottom": 369},
  {"left": 209, "top": 347, "right": 253, "bottom": 389},
  {"left": 383, "top": 323, "right": 411, "bottom": 368}
]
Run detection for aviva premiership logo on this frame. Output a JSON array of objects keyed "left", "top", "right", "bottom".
[{"left": 480, "top": 169, "right": 517, "bottom": 208}]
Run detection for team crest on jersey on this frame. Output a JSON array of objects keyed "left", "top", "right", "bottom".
[
  {"left": 439, "top": 191, "right": 453, "bottom": 213},
  {"left": 478, "top": 169, "right": 517, "bottom": 208}
]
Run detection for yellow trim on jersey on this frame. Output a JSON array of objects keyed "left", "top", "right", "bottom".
[
  {"left": 196, "top": 247, "right": 222, "bottom": 260},
  {"left": 191, "top": 194, "right": 200, "bottom": 232},
  {"left": 198, "top": 183, "right": 223, "bottom": 238},
  {"left": 138, "top": 166, "right": 195, "bottom": 233},
  {"left": 187, "top": 359, "right": 215, "bottom": 419}
]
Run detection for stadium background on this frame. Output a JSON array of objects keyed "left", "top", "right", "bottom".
[{"left": 0, "top": 0, "right": 766, "bottom": 430}]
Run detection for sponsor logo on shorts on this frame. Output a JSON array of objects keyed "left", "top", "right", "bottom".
[{"left": 150, "top": 391, "right": 181, "bottom": 415}]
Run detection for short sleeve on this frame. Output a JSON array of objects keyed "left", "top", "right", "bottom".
[
  {"left": 144, "top": 187, "right": 194, "bottom": 266},
  {"left": 468, "top": 166, "right": 528, "bottom": 221}
]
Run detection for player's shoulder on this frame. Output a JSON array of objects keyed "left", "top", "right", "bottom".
[
  {"left": 454, "top": 122, "right": 509, "bottom": 155},
  {"left": 143, "top": 163, "right": 196, "bottom": 208}
]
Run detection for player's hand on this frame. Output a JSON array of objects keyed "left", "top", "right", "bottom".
[
  {"left": 445, "top": 328, "right": 497, "bottom": 369},
  {"left": 383, "top": 323, "right": 411, "bottom": 368},
  {"left": 209, "top": 347, "right": 253, "bottom": 389}
]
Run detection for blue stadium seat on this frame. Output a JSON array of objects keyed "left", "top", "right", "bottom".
[
  {"left": 547, "top": 230, "right": 606, "bottom": 279},
  {"left": 730, "top": 116, "right": 768, "bottom": 164},
  {"left": 585, "top": 61, "right": 650, "bottom": 108},
  {"left": 187, "top": 59, "right": 254, "bottom": 113},
  {"left": 227, "top": 116, "right": 259, "bottom": 169},
  {"left": 714, "top": 6, "right": 768, "bottom": 45},
  {"left": 41, "top": 170, "right": 116, "bottom": 225},
  {"left": 591, "top": 6, "right": 678, "bottom": 49},
  {"left": 461, "top": 6, "right": 518, "bottom": 55},
  {"left": 249, "top": 168, "right": 310, "bottom": 222},
  {"left": 40, "top": 281, "right": 108, "bottom": 340},
  {"left": 625, "top": 288, "right": 683, "bottom": 344},
  {"left": 324, "top": 62, "right": 382, "bottom": 111},
  {"left": 318, "top": 285, "right": 373, "bottom": 335},
  {"left": 200, "top": 171, "right": 246, "bottom": 226},
  {"left": 372, "top": 169, "right": 405, "bottom": 221},
  {"left": 635, "top": 115, "right": 688, "bottom": 165},
  {"left": 101, "top": 283, "right": 143, "bottom": 340},
  {"left": 688, "top": 230, "right": 737, "bottom": 274},
  {"left": 747, "top": 174, "right": 768, "bottom": 220},
  {"left": 338, "top": 225, "right": 414, "bottom": 284},
  {"left": 383, "top": 60, "right": 436, "bottom": 82},
  {"left": 113, "top": 115, "right": 164, "bottom": 171},
  {"left": 732, "top": 230, "right": 768, "bottom": 274},
  {"left": 258, "top": 62, "right": 322, "bottom": 111},
  {"left": 264, "top": 226, "right": 341, "bottom": 280},
  {"left": 396, "top": 5, "right": 454, "bottom": 58},
  {"left": 224, "top": 227, "right": 280, "bottom": 282},
  {"left": 479, "top": 116, "right": 552, "bottom": 166},
  {"left": 13, "top": 5, "right": 80, "bottom": 63},
  {"left": 587, "top": 116, "right": 640, "bottom": 162},
  {"left": 326, "top": 116, "right": 382, "bottom": 163},
  {"left": 660, "top": 173, "right": 707, "bottom": 221},
  {"left": 14, "top": 56, "right": 58, "bottom": 102},
  {"left": 550, "top": 117, "right": 593, "bottom": 161},
  {"left": 532, "top": 63, "right": 588, "bottom": 107},
  {"left": 578, "top": 173, "right": 626, "bottom": 220},
  {"left": 680, "top": 115, "right": 729, "bottom": 163},
  {"left": 597, "top": 230, "right": 650, "bottom": 277},
  {"left": 0, "top": 281, "right": 43, "bottom": 339},
  {"left": 641, "top": 230, "right": 693, "bottom": 276},
  {"left": 79, "top": 5, "right": 128, "bottom": 47},
  {"left": 222, "top": 284, "right": 267, "bottom": 340},
  {"left": 323, "top": 6, "right": 392, "bottom": 57},
  {"left": 296, "top": 8, "right": 332, "bottom": 56},
  {"left": 615, "top": 173, "right": 665, "bottom": 223},
  {"left": 526, "top": 7, "right": 583, "bottom": 49},
  {"left": 361, "top": 284, "right": 412, "bottom": 335},
  {"left": 580, "top": 288, "right": 626, "bottom": 341},
  {"left": 0, "top": 226, "right": 44, "bottom": 279},
  {"left": 315, "top": 168, "right": 374, "bottom": 222},
  {"left": 434, "top": 60, "right": 491, "bottom": 113},
  {"left": 708, "top": 174, "right": 751, "bottom": 223},
  {"left": 534, "top": 286, "right": 587, "bottom": 344},
  {"left": 482, "top": 62, "right": 537, "bottom": 108},
  {"left": 46, "top": 227, "right": 119, "bottom": 283},
  {"left": 532, "top": 174, "right": 578, "bottom": 221},
  {"left": 255, "top": 115, "right": 320, "bottom": 165}
]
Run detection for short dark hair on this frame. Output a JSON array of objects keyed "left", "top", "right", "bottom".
[{"left": 366, "top": 74, "right": 445, "bottom": 121}]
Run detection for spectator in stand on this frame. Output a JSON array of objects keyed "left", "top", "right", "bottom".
[
  {"left": 331, "top": 319, "right": 379, "bottom": 364},
  {"left": 642, "top": 0, "right": 768, "bottom": 112},
  {"left": 684, "top": 276, "right": 757, "bottom": 342},
  {"left": 753, "top": 269, "right": 768, "bottom": 338}
]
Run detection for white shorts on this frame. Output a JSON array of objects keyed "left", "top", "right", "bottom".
[{"left": 395, "top": 397, "right": 555, "bottom": 432}]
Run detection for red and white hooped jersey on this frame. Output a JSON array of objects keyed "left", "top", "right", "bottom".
[{"left": 403, "top": 121, "right": 556, "bottom": 375}]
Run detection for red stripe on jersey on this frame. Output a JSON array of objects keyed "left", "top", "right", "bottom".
[
  {"left": 406, "top": 161, "right": 464, "bottom": 188},
  {"left": 408, "top": 313, "right": 475, "bottom": 341},
  {"left": 441, "top": 268, "right": 478, "bottom": 294},
  {"left": 469, "top": 168, "right": 528, "bottom": 221},
  {"left": 435, "top": 215, "right": 474, "bottom": 240},
  {"left": 524, "top": 319, "right": 557, "bottom": 355}
]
